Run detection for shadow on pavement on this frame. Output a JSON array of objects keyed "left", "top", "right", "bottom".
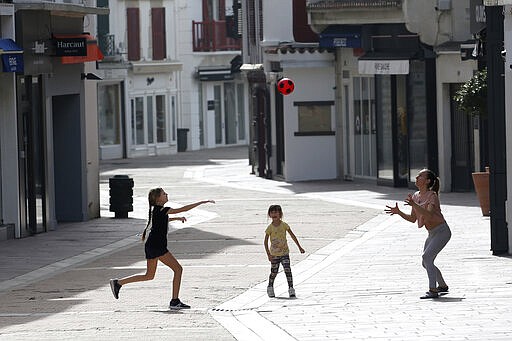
[{"left": 0, "top": 227, "right": 256, "bottom": 330}]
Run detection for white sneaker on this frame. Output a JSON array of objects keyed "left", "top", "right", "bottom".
[
  {"left": 288, "top": 287, "right": 296, "bottom": 298},
  {"left": 267, "top": 286, "right": 275, "bottom": 298}
]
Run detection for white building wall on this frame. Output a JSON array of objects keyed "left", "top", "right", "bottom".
[
  {"left": 261, "top": 0, "right": 293, "bottom": 46},
  {"left": 405, "top": 0, "right": 471, "bottom": 45},
  {"left": 435, "top": 53, "right": 477, "bottom": 192},
  {"left": 282, "top": 66, "right": 337, "bottom": 181}
]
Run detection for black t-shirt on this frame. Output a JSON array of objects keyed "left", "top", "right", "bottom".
[{"left": 145, "top": 205, "right": 170, "bottom": 259}]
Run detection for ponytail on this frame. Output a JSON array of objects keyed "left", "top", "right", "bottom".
[
  {"left": 425, "top": 169, "right": 440, "bottom": 195},
  {"left": 141, "top": 205, "right": 153, "bottom": 241},
  {"left": 141, "top": 187, "right": 162, "bottom": 241}
]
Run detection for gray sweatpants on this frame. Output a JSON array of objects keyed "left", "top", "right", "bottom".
[{"left": 422, "top": 222, "right": 451, "bottom": 289}]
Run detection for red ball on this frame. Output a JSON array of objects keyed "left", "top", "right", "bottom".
[{"left": 277, "top": 78, "right": 295, "bottom": 95}]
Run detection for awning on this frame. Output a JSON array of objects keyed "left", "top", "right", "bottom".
[
  {"left": 319, "top": 25, "right": 361, "bottom": 48},
  {"left": 358, "top": 60, "right": 409, "bottom": 75},
  {"left": 358, "top": 51, "right": 419, "bottom": 75},
  {"left": 0, "top": 39, "right": 24, "bottom": 72},
  {"left": 197, "top": 66, "right": 233, "bottom": 81},
  {"left": 55, "top": 34, "right": 104, "bottom": 64}
]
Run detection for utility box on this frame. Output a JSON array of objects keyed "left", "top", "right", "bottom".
[{"left": 109, "top": 175, "right": 134, "bottom": 218}]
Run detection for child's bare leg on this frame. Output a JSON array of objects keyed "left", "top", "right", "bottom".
[
  {"left": 118, "top": 258, "right": 158, "bottom": 286},
  {"left": 159, "top": 252, "right": 183, "bottom": 299}
]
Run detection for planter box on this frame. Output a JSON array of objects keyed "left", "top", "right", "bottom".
[{"left": 472, "top": 169, "right": 490, "bottom": 216}]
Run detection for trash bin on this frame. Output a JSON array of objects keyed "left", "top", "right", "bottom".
[
  {"left": 109, "top": 175, "right": 134, "bottom": 218},
  {"left": 177, "top": 128, "right": 189, "bottom": 152}
]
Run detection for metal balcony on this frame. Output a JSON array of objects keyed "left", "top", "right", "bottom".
[
  {"left": 98, "top": 34, "right": 116, "bottom": 57},
  {"left": 192, "top": 20, "right": 241, "bottom": 52}
]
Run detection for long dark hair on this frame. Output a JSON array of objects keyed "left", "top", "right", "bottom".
[{"left": 141, "top": 187, "right": 163, "bottom": 241}]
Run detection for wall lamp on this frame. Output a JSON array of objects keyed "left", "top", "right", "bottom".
[{"left": 81, "top": 72, "right": 102, "bottom": 80}]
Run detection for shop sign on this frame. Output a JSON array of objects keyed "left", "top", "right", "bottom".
[
  {"left": 358, "top": 60, "right": 409, "bottom": 75},
  {"left": 54, "top": 37, "right": 87, "bottom": 56},
  {"left": 1, "top": 53, "right": 23, "bottom": 72}
]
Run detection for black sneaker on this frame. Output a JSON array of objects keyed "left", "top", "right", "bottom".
[
  {"left": 436, "top": 285, "right": 449, "bottom": 293},
  {"left": 420, "top": 290, "right": 439, "bottom": 299},
  {"left": 169, "top": 298, "right": 190, "bottom": 309},
  {"left": 109, "top": 279, "right": 121, "bottom": 299}
]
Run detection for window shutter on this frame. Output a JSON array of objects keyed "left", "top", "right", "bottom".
[
  {"left": 248, "top": 0, "right": 255, "bottom": 45},
  {"left": 152, "top": 8, "right": 166, "bottom": 60},
  {"left": 293, "top": 0, "right": 318, "bottom": 43},
  {"left": 127, "top": 8, "right": 140, "bottom": 61},
  {"left": 258, "top": 0, "right": 263, "bottom": 42}
]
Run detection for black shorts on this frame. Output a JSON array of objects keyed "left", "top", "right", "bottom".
[{"left": 144, "top": 242, "right": 168, "bottom": 259}]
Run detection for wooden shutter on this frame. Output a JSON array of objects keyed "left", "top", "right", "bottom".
[
  {"left": 152, "top": 8, "right": 166, "bottom": 60},
  {"left": 292, "top": 0, "right": 318, "bottom": 43},
  {"left": 248, "top": 0, "right": 255, "bottom": 45},
  {"left": 127, "top": 8, "right": 140, "bottom": 61}
]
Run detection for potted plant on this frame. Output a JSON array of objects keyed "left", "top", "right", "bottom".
[
  {"left": 453, "top": 68, "right": 489, "bottom": 216},
  {"left": 453, "top": 68, "right": 487, "bottom": 117}
]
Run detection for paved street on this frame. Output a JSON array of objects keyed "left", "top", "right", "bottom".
[{"left": 1, "top": 146, "right": 511, "bottom": 340}]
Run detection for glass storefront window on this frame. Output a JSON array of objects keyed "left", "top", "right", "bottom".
[
  {"left": 131, "top": 97, "right": 145, "bottom": 145},
  {"left": 408, "top": 60, "right": 428, "bottom": 182},
  {"left": 297, "top": 105, "right": 331, "bottom": 132},
  {"left": 171, "top": 96, "right": 176, "bottom": 141},
  {"left": 376, "top": 75, "right": 393, "bottom": 180},
  {"left": 147, "top": 96, "right": 154, "bottom": 144},
  {"left": 237, "top": 83, "right": 245, "bottom": 140},
  {"left": 156, "top": 95, "right": 166, "bottom": 143},
  {"left": 353, "top": 76, "right": 377, "bottom": 178},
  {"left": 98, "top": 84, "right": 120, "bottom": 145}
]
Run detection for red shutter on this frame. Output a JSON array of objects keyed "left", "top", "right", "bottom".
[
  {"left": 248, "top": 0, "right": 255, "bottom": 45},
  {"left": 219, "top": 0, "right": 226, "bottom": 20},
  {"left": 127, "top": 8, "right": 140, "bottom": 61},
  {"left": 293, "top": 0, "right": 319, "bottom": 43},
  {"left": 152, "top": 8, "right": 166, "bottom": 60}
]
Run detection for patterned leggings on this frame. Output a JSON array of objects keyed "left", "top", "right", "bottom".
[{"left": 268, "top": 254, "right": 293, "bottom": 288}]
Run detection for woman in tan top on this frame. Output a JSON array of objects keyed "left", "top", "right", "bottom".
[{"left": 385, "top": 169, "right": 451, "bottom": 299}]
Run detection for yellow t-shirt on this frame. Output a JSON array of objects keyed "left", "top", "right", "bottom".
[{"left": 265, "top": 221, "right": 290, "bottom": 256}]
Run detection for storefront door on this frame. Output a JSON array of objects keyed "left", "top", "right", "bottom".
[
  {"left": 376, "top": 74, "right": 409, "bottom": 187},
  {"left": 17, "top": 75, "right": 46, "bottom": 236}
]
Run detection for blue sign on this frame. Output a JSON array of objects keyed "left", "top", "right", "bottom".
[
  {"left": 2, "top": 53, "right": 24, "bottom": 72},
  {"left": 319, "top": 26, "right": 362, "bottom": 49}
]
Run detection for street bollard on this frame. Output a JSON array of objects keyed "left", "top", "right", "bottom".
[{"left": 109, "top": 175, "right": 134, "bottom": 218}]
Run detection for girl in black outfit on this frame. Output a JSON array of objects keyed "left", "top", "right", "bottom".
[{"left": 110, "top": 187, "right": 215, "bottom": 309}]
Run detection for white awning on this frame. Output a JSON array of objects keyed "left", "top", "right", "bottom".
[
  {"left": 484, "top": 0, "right": 512, "bottom": 5},
  {"left": 358, "top": 60, "right": 409, "bottom": 75}
]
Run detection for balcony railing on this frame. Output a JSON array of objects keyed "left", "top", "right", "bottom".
[
  {"left": 98, "top": 34, "right": 116, "bottom": 57},
  {"left": 192, "top": 20, "right": 241, "bottom": 52}
]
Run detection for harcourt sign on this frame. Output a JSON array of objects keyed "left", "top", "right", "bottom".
[{"left": 54, "top": 37, "right": 87, "bottom": 56}]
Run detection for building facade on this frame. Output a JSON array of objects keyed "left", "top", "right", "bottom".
[
  {"left": 0, "top": 0, "right": 106, "bottom": 240},
  {"left": 96, "top": 0, "right": 246, "bottom": 160}
]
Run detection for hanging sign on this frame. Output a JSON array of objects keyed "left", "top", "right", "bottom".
[
  {"left": 54, "top": 37, "right": 87, "bottom": 56},
  {"left": 1, "top": 53, "right": 23, "bottom": 72}
]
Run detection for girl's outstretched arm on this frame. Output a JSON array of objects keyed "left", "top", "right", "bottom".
[
  {"left": 167, "top": 200, "right": 215, "bottom": 214},
  {"left": 287, "top": 228, "right": 305, "bottom": 254},
  {"left": 385, "top": 202, "right": 416, "bottom": 223}
]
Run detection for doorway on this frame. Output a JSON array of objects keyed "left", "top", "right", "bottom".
[
  {"left": 450, "top": 83, "right": 474, "bottom": 191},
  {"left": 52, "top": 94, "right": 84, "bottom": 221},
  {"left": 17, "top": 75, "right": 46, "bottom": 236},
  {"left": 376, "top": 74, "right": 409, "bottom": 187}
]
